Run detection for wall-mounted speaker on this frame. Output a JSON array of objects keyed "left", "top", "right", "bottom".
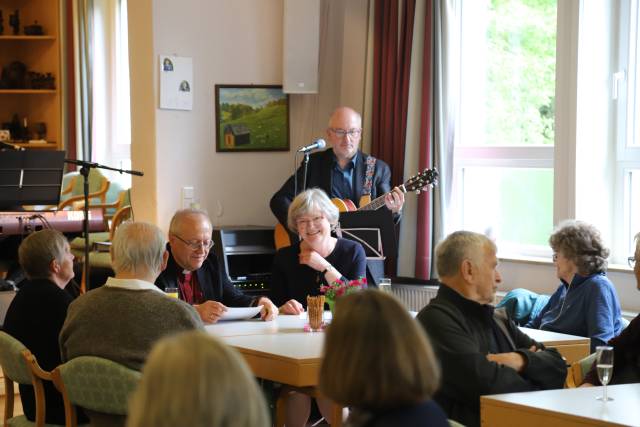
[{"left": 283, "top": 0, "right": 320, "bottom": 94}]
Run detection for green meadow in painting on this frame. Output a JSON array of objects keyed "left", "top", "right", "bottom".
[{"left": 215, "top": 85, "right": 289, "bottom": 152}]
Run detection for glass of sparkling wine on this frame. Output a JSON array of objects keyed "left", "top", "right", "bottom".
[{"left": 595, "top": 346, "right": 614, "bottom": 401}]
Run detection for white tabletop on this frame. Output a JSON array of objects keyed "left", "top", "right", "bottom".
[
  {"left": 481, "top": 383, "right": 640, "bottom": 426},
  {"left": 518, "top": 327, "right": 590, "bottom": 345},
  {"left": 205, "top": 312, "right": 323, "bottom": 337}
]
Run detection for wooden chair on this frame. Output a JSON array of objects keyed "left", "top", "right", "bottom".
[
  {"left": 565, "top": 352, "right": 597, "bottom": 388},
  {"left": 57, "top": 169, "right": 110, "bottom": 212},
  {"left": 51, "top": 356, "right": 140, "bottom": 427},
  {"left": 73, "top": 205, "right": 132, "bottom": 291},
  {"left": 0, "top": 331, "right": 64, "bottom": 427}
]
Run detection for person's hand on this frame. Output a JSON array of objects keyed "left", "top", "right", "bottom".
[
  {"left": 194, "top": 300, "right": 227, "bottom": 324},
  {"left": 580, "top": 382, "right": 595, "bottom": 387},
  {"left": 486, "top": 352, "right": 527, "bottom": 372},
  {"left": 257, "top": 297, "right": 279, "bottom": 321},
  {"left": 384, "top": 187, "right": 405, "bottom": 213},
  {"left": 299, "top": 249, "right": 329, "bottom": 272},
  {"left": 279, "top": 299, "right": 305, "bottom": 315}
]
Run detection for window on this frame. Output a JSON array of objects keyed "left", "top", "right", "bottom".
[
  {"left": 615, "top": 0, "right": 640, "bottom": 260},
  {"left": 454, "top": 0, "right": 556, "bottom": 254},
  {"left": 91, "top": 0, "right": 131, "bottom": 188},
  {"left": 450, "top": 0, "right": 640, "bottom": 264}
]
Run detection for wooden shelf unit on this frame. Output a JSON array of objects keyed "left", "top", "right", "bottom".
[{"left": 0, "top": 0, "right": 62, "bottom": 151}]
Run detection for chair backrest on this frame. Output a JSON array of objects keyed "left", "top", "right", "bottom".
[
  {"left": 566, "top": 352, "right": 597, "bottom": 388},
  {"left": 0, "top": 331, "right": 31, "bottom": 385},
  {"left": 52, "top": 356, "right": 141, "bottom": 416},
  {"left": 108, "top": 205, "right": 132, "bottom": 240},
  {"left": 0, "top": 332, "right": 53, "bottom": 427}
]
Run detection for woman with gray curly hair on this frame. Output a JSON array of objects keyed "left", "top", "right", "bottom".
[{"left": 525, "top": 220, "right": 624, "bottom": 351}]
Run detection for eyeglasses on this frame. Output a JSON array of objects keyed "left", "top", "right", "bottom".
[
  {"left": 629, "top": 256, "right": 636, "bottom": 268},
  {"left": 172, "top": 234, "right": 214, "bottom": 250},
  {"left": 296, "top": 216, "right": 325, "bottom": 229},
  {"left": 329, "top": 128, "right": 362, "bottom": 138}
]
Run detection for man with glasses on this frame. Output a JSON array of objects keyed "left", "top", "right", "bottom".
[
  {"left": 270, "top": 106, "right": 405, "bottom": 229},
  {"left": 156, "top": 208, "right": 278, "bottom": 323}
]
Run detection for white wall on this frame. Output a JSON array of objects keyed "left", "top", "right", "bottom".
[{"left": 129, "top": 0, "right": 369, "bottom": 231}]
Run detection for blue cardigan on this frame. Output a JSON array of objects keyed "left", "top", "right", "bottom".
[{"left": 525, "top": 272, "right": 624, "bottom": 351}]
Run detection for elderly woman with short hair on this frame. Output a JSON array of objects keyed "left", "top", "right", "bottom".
[
  {"left": 270, "top": 188, "right": 367, "bottom": 426},
  {"left": 270, "top": 188, "right": 367, "bottom": 315},
  {"left": 525, "top": 220, "right": 624, "bottom": 351}
]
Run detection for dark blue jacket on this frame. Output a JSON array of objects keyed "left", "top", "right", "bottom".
[{"left": 525, "top": 272, "right": 624, "bottom": 351}]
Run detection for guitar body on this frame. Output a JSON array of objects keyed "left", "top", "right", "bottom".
[
  {"left": 272, "top": 168, "right": 438, "bottom": 250},
  {"left": 331, "top": 198, "right": 358, "bottom": 212},
  {"left": 274, "top": 223, "right": 293, "bottom": 251}
]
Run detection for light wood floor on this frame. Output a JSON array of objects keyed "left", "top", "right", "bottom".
[{"left": 0, "top": 393, "right": 24, "bottom": 419}]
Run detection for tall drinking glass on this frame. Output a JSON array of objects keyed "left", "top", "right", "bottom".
[{"left": 595, "top": 346, "right": 614, "bottom": 401}]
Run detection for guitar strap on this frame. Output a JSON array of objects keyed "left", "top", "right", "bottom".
[{"left": 363, "top": 156, "right": 377, "bottom": 196}]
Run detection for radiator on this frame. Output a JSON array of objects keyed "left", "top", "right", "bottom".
[
  {"left": 390, "top": 285, "right": 439, "bottom": 312},
  {"left": 389, "top": 285, "right": 508, "bottom": 312}
]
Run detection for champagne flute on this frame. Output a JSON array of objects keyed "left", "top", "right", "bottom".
[{"left": 595, "top": 346, "right": 614, "bottom": 401}]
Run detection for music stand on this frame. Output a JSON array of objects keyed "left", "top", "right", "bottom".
[
  {"left": 336, "top": 209, "right": 396, "bottom": 286},
  {"left": 0, "top": 151, "right": 65, "bottom": 209}
]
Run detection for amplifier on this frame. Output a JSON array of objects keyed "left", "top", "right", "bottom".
[{"left": 212, "top": 226, "right": 275, "bottom": 295}]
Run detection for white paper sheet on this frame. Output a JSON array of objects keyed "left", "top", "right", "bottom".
[{"left": 219, "top": 306, "right": 263, "bottom": 321}]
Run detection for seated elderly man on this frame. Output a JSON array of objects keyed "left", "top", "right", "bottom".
[
  {"left": 155, "top": 208, "right": 278, "bottom": 323},
  {"left": 60, "top": 222, "right": 203, "bottom": 371},
  {"left": 417, "top": 231, "right": 566, "bottom": 427}
]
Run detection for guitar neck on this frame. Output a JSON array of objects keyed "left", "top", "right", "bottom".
[{"left": 359, "top": 184, "right": 406, "bottom": 211}]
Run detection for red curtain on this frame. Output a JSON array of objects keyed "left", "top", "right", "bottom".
[
  {"left": 371, "top": 0, "right": 416, "bottom": 276},
  {"left": 371, "top": 0, "right": 416, "bottom": 189},
  {"left": 65, "top": 0, "right": 77, "bottom": 169},
  {"left": 415, "top": 1, "right": 434, "bottom": 279}
]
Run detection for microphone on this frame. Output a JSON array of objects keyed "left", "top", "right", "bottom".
[{"left": 297, "top": 139, "right": 326, "bottom": 153}]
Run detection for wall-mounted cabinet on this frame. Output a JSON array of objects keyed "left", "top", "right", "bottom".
[{"left": 0, "top": 0, "right": 61, "bottom": 150}]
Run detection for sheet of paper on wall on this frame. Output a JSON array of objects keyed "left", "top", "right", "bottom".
[{"left": 159, "top": 55, "right": 193, "bottom": 110}]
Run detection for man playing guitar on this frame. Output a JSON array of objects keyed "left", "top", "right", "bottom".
[{"left": 270, "top": 106, "right": 405, "bottom": 229}]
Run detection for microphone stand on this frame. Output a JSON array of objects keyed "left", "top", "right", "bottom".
[
  {"left": 301, "top": 151, "right": 311, "bottom": 193},
  {"left": 64, "top": 159, "right": 143, "bottom": 291}
]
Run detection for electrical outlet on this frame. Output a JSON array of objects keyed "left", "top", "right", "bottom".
[{"left": 182, "top": 186, "right": 194, "bottom": 209}]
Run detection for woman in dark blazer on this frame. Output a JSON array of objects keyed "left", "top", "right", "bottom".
[{"left": 3, "top": 229, "right": 86, "bottom": 425}]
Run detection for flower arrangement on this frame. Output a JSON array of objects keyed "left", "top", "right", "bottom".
[{"left": 320, "top": 277, "right": 367, "bottom": 312}]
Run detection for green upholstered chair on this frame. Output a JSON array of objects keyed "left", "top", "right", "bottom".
[
  {"left": 51, "top": 356, "right": 140, "bottom": 427},
  {"left": 0, "top": 331, "right": 65, "bottom": 427},
  {"left": 57, "top": 169, "right": 111, "bottom": 212}
]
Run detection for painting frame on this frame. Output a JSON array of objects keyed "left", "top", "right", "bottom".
[{"left": 214, "top": 84, "right": 290, "bottom": 152}]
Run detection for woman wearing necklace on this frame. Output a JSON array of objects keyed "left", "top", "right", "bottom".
[{"left": 271, "top": 188, "right": 367, "bottom": 314}]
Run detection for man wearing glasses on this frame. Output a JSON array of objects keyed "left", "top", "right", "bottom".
[
  {"left": 156, "top": 208, "right": 278, "bottom": 323},
  {"left": 270, "top": 106, "right": 405, "bottom": 228}
]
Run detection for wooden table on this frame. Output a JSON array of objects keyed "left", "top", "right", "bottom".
[
  {"left": 207, "top": 314, "right": 336, "bottom": 426},
  {"left": 519, "top": 327, "right": 590, "bottom": 364},
  {"left": 481, "top": 383, "right": 640, "bottom": 426}
]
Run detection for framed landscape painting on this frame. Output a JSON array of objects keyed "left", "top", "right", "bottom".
[{"left": 214, "top": 84, "right": 290, "bottom": 152}]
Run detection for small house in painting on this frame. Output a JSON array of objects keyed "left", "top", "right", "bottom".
[{"left": 224, "top": 124, "right": 251, "bottom": 148}]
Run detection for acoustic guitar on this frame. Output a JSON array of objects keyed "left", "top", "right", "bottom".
[{"left": 274, "top": 168, "right": 439, "bottom": 250}]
